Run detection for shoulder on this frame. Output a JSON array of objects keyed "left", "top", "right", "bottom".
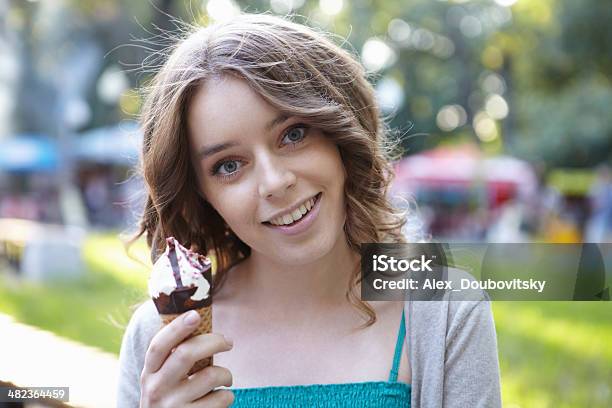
[
  {"left": 128, "top": 299, "right": 162, "bottom": 337},
  {"left": 132, "top": 299, "right": 161, "bottom": 328},
  {"left": 117, "top": 300, "right": 161, "bottom": 407},
  {"left": 119, "top": 299, "right": 162, "bottom": 368},
  {"left": 445, "top": 267, "right": 493, "bottom": 333},
  {"left": 404, "top": 267, "right": 494, "bottom": 339},
  {"left": 404, "top": 268, "right": 501, "bottom": 407}
]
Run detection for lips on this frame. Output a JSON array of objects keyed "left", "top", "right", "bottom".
[{"left": 263, "top": 193, "right": 321, "bottom": 226}]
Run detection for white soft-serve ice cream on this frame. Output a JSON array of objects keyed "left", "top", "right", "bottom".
[
  {"left": 149, "top": 237, "right": 214, "bottom": 374},
  {"left": 149, "top": 237, "right": 212, "bottom": 314}
]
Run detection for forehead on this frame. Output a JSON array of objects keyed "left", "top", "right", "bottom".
[{"left": 187, "top": 75, "right": 280, "bottom": 146}]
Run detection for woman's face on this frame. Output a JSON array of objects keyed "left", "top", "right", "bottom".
[{"left": 187, "top": 75, "right": 347, "bottom": 265}]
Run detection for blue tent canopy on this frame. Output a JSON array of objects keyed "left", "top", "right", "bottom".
[
  {"left": 0, "top": 135, "right": 59, "bottom": 172},
  {"left": 75, "top": 122, "right": 142, "bottom": 165}
]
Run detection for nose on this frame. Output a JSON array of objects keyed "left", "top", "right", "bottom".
[{"left": 256, "top": 152, "right": 296, "bottom": 199}]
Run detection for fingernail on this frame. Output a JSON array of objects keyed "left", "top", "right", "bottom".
[
  {"left": 184, "top": 310, "right": 200, "bottom": 326},
  {"left": 224, "top": 336, "right": 233, "bottom": 347}
]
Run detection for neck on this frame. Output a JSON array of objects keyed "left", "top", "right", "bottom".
[{"left": 240, "top": 237, "right": 360, "bottom": 314}]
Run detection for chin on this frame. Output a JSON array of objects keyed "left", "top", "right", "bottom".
[{"left": 278, "top": 232, "right": 343, "bottom": 266}]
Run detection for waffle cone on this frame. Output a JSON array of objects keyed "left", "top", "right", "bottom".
[{"left": 161, "top": 305, "right": 213, "bottom": 376}]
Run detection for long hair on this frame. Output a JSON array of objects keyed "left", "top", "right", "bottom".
[{"left": 131, "top": 13, "right": 407, "bottom": 326}]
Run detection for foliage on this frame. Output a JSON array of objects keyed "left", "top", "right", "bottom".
[{"left": 6, "top": 0, "right": 610, "bottom": 167}]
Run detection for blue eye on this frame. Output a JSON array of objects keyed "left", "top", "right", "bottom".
[
  {"left": 281, "top": 126, "right": 308, "bottom": 145},
  {"left": 214, "top": 160, "right": 242, "bottom": 176}
]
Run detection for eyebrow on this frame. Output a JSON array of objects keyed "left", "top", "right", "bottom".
[
  {"left": 265, "top": 113, "right": 290, "bottom": 132},
  {"left": 196, "top": 114, "right": 291, "bottom": 159}
]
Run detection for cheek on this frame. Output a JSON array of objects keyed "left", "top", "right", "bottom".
[
  {"left": 320, "top": 146, "right": 346, "bottom": 192},
  {"left": 207, "top": 190, "right": 240, "bottom": 221},
  {"left": 204, "top": 184, "right": 255, "bottom": 235},
  {"left": 306, "top": 137, "right": 345, "bottom": 183}
]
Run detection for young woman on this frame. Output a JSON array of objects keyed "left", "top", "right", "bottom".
[{"left": 117, "top": 13, "right": 501, "bottom": 408}]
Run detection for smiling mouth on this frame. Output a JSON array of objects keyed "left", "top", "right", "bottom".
[{"left": 263, "top": 193, "right": 322, "bottom": 227}]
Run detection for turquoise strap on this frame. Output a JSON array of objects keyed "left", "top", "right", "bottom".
[{"left": 388, "top": 309, "right": 406, "bottom": 382}]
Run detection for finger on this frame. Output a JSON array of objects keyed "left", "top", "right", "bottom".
[
  {"left": 159, "top": 333, "right": 233, "bottom": 380},
  {"left": 189, "top": 390, "right": 235, "bottom": 408},
  {"left": 143, "top": 310, "right": 202, "bottom": 373},
  {"left": 178, "top": 366, "right": 233, "bottom": 402}
]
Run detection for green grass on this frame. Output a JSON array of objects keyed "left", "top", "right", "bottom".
[
  {"left": 0, "top": 233, "right": 150, "bottom": 354},
  {"left": 493, "top": 301, "right": 612, "bottom": 407},
  {"left": 0, "top": 234, "right": 610, "bottom": 406}
]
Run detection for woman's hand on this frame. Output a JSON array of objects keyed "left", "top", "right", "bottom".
[{"left": 140, "top": 310, "right": 234, "bottom": 407}]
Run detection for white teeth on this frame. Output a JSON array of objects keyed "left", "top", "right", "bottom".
[
  {"left": 268, "top": 194, "right": 318, "bottom": 226},
  {"left": 291, "top": 208, "right": 302, "bottom": 221}
]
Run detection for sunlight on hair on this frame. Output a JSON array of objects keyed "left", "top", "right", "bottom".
[{"left": 135, "top": 13, "right": 410, "bottom": 328}]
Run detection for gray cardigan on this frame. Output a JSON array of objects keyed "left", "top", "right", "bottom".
[{"left": 117, "top": 271, "right": 502, "bottom": 407}]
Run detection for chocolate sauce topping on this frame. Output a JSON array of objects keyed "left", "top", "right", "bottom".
[
  {"left": 151, "top": 237, "right": 213, "bottom": 314},
  {"left": 167, "top": 238, "right": 184, "bottom": 288}
]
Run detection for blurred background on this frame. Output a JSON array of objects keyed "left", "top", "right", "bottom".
[{"left": 0, "top": 0, "right": 610, "bottom": 407}]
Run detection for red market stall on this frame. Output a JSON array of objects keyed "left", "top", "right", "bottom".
[{"left": 392, "top": 144, "right": 537, "bottom": 239}]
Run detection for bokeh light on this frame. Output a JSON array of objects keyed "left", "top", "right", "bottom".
[
  {"left": 361, "top": 38, "right": 396, "bottom": 72},
  {"left": 375, "top": 76, "right": 404, "bottom": 113},
  {"left": 485, "top": 94, "right": 509, "bottom": 120},
  {"left": 494, "top": 0, "right": 518, "bottom": 7},
  {"left": 432, "top": 36, "right": 456, "bottom": 58},
  {"left": 270, "top": 0, "right": 305, "bottom": 14},
  {"left": 319, "top": 0, "right": 343, "bottom": 16},
  {"left": 481, "top": 72, "right": 507, "bottom": 95},
  {"left": 205, "top": 0, "right": 240, "bottom": 21},
  {"left": 388, "top": 18, "right": 411, "bottom": 43},
  {"left": 411, "top": 28, "right": 435, "bottom": 51},
  {"left": 473, "top": 111, "right": 499, "bottom": 142},
  {"left": 460, "top": 15, "right": 482, "bottom": 38},
  {"left": 436, "top": 104, "right": 468, "bottom": 132},
  {"left": 96, "top": 66, "right": 129, "bottom": 105}
]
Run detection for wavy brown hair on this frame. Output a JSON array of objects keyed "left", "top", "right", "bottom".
[{"left": 131, "top": 13, "right": 407, "bottom": 327}]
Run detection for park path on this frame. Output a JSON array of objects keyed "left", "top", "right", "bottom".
[{"left": 0, "top": 312, "right": 119, "bottom": 407}]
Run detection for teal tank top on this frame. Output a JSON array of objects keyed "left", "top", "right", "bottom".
[{"left": 230, "top": 310, "right": 411, "bottom": 407}]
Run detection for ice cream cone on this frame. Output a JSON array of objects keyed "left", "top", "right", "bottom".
[
  {"left": 149, "top": 237, "right": 214, "bottom": 376},
  {"left": 160, "top": 305, "right": 213, "bottom": 375}
]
